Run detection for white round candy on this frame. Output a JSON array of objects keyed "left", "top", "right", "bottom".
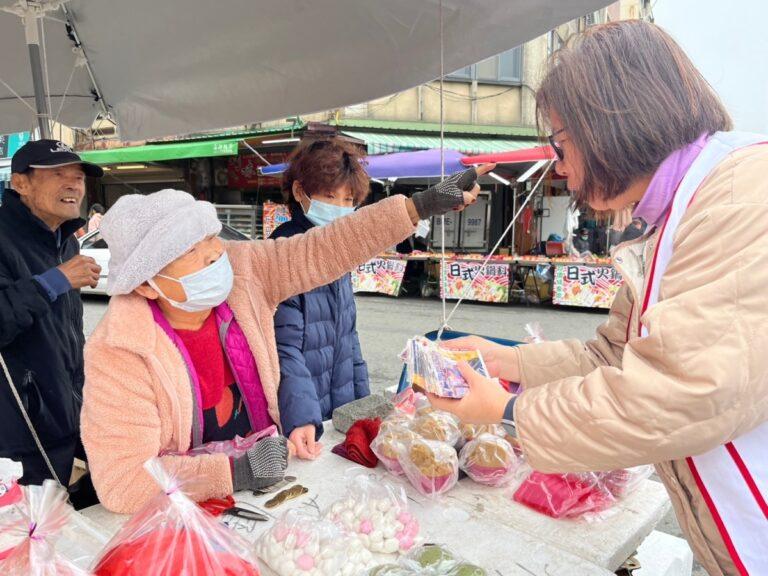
[
  {"left": 382, "top": 538, "right": 400, "bottom": 554},
  {"left": 370, "top": 529, "right": 383, "bottom": 542},
  {"left": 383, "top": 525, "right": 396, "bottom": 539}
]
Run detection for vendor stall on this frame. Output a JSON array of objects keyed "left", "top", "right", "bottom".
[{"left": 80, "top": 422, "right": 671, "bottom": 576}]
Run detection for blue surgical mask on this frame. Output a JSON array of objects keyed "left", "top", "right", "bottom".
[
  {"left": 303, "top": 197, "right": 355, "bottom": 227},
  {"left": 149, "top": 252, "right": 234, "bottom": 313}
]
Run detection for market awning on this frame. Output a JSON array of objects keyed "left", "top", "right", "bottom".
[
  {"left": 260, "top": 148, "right": 466, "bottom": 179},
  {"left": 461, "top": 145, "right": 555, "bottom": 165},
  {"left": 78, "top": 138, "right": 241, "bottom": 165},
  {"left": 341, "top": 131, "right": 534, "bottom": 156}
]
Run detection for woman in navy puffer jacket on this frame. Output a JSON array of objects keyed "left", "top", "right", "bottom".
[{"left": 271, "top": 138, "right": 372, "bottom": 459}]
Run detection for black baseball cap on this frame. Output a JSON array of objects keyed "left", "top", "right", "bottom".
[{"left": 11, "top": 139, "right": 103, "bottom": 178}]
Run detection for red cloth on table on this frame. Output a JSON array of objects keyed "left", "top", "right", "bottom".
[
  {"left": 176, "top": 313, "right": 235, "bottom": 410},
  {"left": 512, "top": 471, "right": 615, "bottom": 519},
  {"left": 331, "top": 418, "right": 381, "bottom": 468},
  {"left": 93, "top": 527, "right": 260, "bottom": 576}
]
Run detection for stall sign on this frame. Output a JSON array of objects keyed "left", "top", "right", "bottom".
[
  {"left": 553, "top": 264, "right": 623, "bottom": 309},
  {"left": 262, "top": 202, "right": 291, "bottom": 238},
  {"left": 440, "top": 260, "right": 510, "bottom": 303},
  {"left": 352, "top": 258, "right": 407, "bottom": 297}
]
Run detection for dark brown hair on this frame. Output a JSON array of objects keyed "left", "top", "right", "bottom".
[
  {"left": 281, "top": 137, "right": 370, "bottom": 210},
  {"left": 536, "top": 20, "right": 732, "bottom": 202}
]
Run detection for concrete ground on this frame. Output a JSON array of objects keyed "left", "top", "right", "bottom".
[{"left": 82, "top": 294, "right": 704, "bottom": 575}]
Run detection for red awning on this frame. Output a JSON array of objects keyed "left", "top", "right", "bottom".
[{"left": 461, "top": 145, "right": 555, "bottom": 165}]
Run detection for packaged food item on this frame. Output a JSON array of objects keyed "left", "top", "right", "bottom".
[
  {"left": 399, "top": 437, "right": 459, "bottom": 497},
  {"left": 411, "top": 411, "right": 461, "bottom": 446},
  {"left": 459, "top": 434, "right": 520, "bottom": 487},
  {"left": 93, "top": 459, "right": 260, "bottom": 576},
  {"left": 523, "top": 322, "right": 545, "bottom": 344},
  {"left": 367, "top": 544, "right": 487, "bottom": 575},
  {"left": 371, "top": 416, "right": 419, "bottom": 476},
  {"left": 325, "top": 474, "right": 421, "bottom": 554},
  {"left": 401, "top": 337, "right": 489, "bottom": 399},
  {"left": 256, "top": 508, "right": 375, "bottom": 576},
  {"left": 457, "top": 423, "right": 505, "bottom": 446},
  {"left": 0, "top": 480, "right": 90, "bottom": 576},
  {"left": 0, "top": 458, "right": 25, "bottom": 561},
  {"left": 511, "top": 465, "right": 653, "bottom": 520},
  {"left": 163, "top": 425, "right": 278, "bottom": 459}
]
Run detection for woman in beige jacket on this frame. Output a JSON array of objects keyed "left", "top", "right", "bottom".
[{"left": 431, "top": 21, "right": 767, "bottom": 576}]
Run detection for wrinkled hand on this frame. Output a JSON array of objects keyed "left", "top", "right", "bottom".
[
  {"left": 288, "top": 424, "right": 323, "bottom": 460},
  {"left": 441, "top": 336, "right": 521, "bottom": 383},
  {"left": 427, "top": 362, "right": 513, "bottom": 425},
  {"left": 411, "top": 164, "right": 496, "bottom": 219},
  {"left": 58, "top": 255, "right": 101, "bottom": 289}
]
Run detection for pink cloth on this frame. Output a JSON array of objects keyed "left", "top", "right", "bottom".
[{"left": 633, "top": 133, "right": 710, "bottom": 228}]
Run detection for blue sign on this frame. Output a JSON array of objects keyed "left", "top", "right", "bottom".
[{"left": 0, "top": 132, "right": 31, "bottom": 159}]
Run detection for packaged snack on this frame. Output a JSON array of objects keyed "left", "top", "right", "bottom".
[
  {"left": 371, "top": 416, "right": 419, "bottom": 476},
  {"left": 0, "top": 458, "right": 24, "bottom": 560},
  {"left": 411, "top": 411, "right": 461, "bottom": 446},
  {"left": 163, "top": 425, "right": 278, "bottom": 459},
  {"left": 512, "top": 465, "right": 652, "bottom": 520},
  {"left": 459, "top": 434, "right": 520, "bottom": 487},
  {"left": 325, "top": 474, "right": 421, "bottom": 554},
  {"left": 93, "top": 459, "right": 260, "bottom": 576},
  {"left": 399, "top": 437, "right": 459, "bottom": 497},
  {"left": 458, "top": 423, "right": 505, "bottom": 446},
  {"left": 256, "top": 508, "right": 375, "bottom": 576},
  {"left": 0, "top": 480, "right": 90, "bottom": 576},
  {"left": 368, "top": 544, "right": 487, "bottom": 575},
  {"left": 401, "top": 337, "right": 489, "bottom": 399}
]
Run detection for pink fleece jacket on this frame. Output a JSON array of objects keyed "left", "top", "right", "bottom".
[{"left": 81, "top": 196, "right": 414, "bottom": 513}]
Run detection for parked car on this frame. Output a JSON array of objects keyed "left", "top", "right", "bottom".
[{"left": 78, "top": 223, "right": 249, "bottom": 296}]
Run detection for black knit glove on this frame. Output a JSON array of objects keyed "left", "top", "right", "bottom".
[
  {"left": 232, "top": 436, "right": 289, "bottom": 492},
  {"left": 411, "top": 168, "right": 479, "bottom": 219}
]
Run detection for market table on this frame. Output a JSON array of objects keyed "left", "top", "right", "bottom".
[{"left": 81, "top": 423, "right": 670, "bottom": 576}]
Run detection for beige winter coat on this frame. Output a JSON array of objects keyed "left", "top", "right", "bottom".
[{"left": 514, "top": 145, "right": 768, "bottom": 576}]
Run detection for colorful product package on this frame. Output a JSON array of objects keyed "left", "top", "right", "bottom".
[
  {"left": 92, "top": 459, "right": 260, "bottom": 576},
  {"left": 401, "top": 337, "right": 489, "bottom": 399}
]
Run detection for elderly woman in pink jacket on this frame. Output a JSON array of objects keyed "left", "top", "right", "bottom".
[{"left": 82, "top": 165, "right": 491, "bottom": 514}]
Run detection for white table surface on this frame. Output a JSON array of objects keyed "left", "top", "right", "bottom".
[{"left": 81, "top": 423, "right": 671, "bottom": 576}]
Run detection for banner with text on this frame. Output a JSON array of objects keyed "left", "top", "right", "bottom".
[
  {"left": 352, "top": 258, "right": 407, "bottom": 297},
  {"left": 440, "top": 260, "right": 510, "bottom": 303},
  {"left": 553, "top": 264, "right": 623, "bottom": 309}
]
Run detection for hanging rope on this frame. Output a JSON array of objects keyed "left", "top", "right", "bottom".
[
  {"left": 438, "top": 0, "right": 448, "bottom": 328},
  {"left": 40, "top": 14, "right": 53, "bottom": 134},
  {"left": 437, "top": 160, "right": 555, "bottom": 339}
]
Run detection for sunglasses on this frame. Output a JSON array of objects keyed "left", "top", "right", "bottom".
[{"left": 548, "top": 128, "right": 566, "bottom": 161}]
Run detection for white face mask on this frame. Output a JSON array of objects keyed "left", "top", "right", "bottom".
[
  {"left": 302, "top": 195, "right": 355, "bottom": 227},
  {"left": 148, "top": 251, "right": 234, "bottom": 313}
]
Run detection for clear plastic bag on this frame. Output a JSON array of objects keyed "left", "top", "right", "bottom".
[
  {"left": 367, "top": 544, "right": 486, "bottom": 575},
  {"left": 325, "top": 473, "right": 421, "bottom": 554},
  {"left": 457, "top": 423, "right": 505, "bottom": 447},
  {"left": 0, "top": 458, "right": 25, "bottom": 561},
  {"left": 256, "top": 508, "right": 375, "bottom": 576},
  {"left": 459, "top": 433, "right": 521, "bottom": 487},
  {"left": 398, "top": 437, "right": 459, "bottom": 497},
  {"left": 523, "top": 322, "right": 545, "bottom": 344},
  {"left": 163, "top": 425, "right": 278, "bottom": 459},
  {"left": 0, "top": 480, "right": 91, "bottom": 576},
  {"left": 411, "top": 411, "right": 461, "bottom": 447},
  {"left": 92, "top": 458, "right": 260, "bottom": 576},
  {"left": 371, "top": 416, "right": 419, "bottom": 476},
  {"left": 511, "top": 465, "right": 653, "bottom": 520},
  {"left": 401, "top": 337, "right": 489, "bottom": 399}
]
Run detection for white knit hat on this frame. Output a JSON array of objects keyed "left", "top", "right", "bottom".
[{"left": 100, "top": 189, "right": 222, "bottom": 295}]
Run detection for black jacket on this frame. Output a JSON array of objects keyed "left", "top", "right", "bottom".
[{"left": 0, "top": 190, "right": 85, "bottom": 455}]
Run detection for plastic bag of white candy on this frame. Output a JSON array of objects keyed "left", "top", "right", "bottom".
[
  {"left": 256, "top": 508, "right": 375, "bottom": 576},
  {"left": 325, "top": 473, "right": 421, "bottom": 554},
  {"left": 366, "top": 543, "right": 487, "bottom": 576}
]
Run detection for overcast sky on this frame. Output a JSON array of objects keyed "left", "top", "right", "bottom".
[{"left": 654, "top": 0, "right": 768, "bottom": 133}]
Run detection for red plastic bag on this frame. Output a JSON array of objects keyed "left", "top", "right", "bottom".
[
  {"left": 512, "top": 466, "right": 652, "bottom": 520},
  {"left": 92, "top": 459, "right": 260, "bottom": 576}
]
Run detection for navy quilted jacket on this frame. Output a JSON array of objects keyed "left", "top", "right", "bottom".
[{"left": 270, "top": 210, "right": 370, "bottom": 439}]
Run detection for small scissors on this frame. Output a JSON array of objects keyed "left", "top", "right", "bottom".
[{"left": 200, "top": 495, "right": 269, "bottom": 521}]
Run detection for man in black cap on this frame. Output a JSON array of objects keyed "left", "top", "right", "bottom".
[{"left": 0, "top": 139, "right": 103, "bottom": 487}]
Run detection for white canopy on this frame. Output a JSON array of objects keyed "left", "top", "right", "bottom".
[{"left": 0, "top": 0, "right": 609, "bottom": 141}]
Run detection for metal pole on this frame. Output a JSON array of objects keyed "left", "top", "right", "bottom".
[
  {"left": 511, "top": 186, "right": 517, "bottom": 255},
  {"left": 24, "top": 13, "right": 51, "bottom": 139}
]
